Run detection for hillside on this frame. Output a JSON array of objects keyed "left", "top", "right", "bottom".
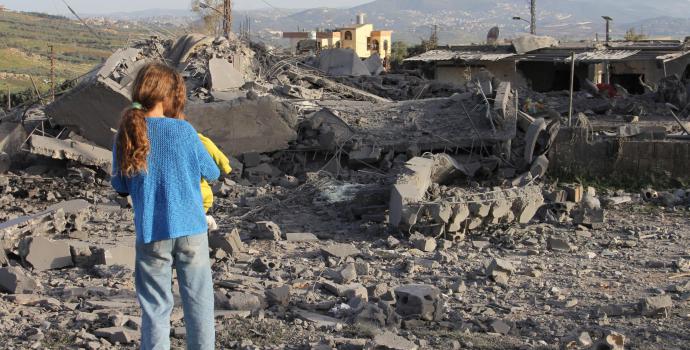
[
  {"left": 237, "top": 0, "right": 690, "bottom": 45},
  {"left": 0, "top": 11, "right": 146, "bottom": 96}
]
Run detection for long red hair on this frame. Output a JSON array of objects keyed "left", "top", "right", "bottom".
[{"left": 116, "top": 63, "right": 187, "bottom": 177}]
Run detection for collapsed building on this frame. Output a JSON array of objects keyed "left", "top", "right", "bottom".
[
  {"left": 404, "top": 36, "right": 690, "bottom": 94},
  {"left": 0, "top": 33, "right": 689, "bottom": 349}
]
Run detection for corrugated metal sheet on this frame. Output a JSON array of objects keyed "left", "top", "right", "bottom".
[
  {"left": 657, "top": 51, "right": 690, "bottom": 62},
  {"left": 404, "top": 50, "right": 516, "bottom": 63},
  {"left": 567, "top": 50, "right": 641, "bottom": 62}
]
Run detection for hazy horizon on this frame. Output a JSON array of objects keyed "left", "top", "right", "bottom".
[{"left": 1, "top": 0, "right": 375, "bottom": 14}]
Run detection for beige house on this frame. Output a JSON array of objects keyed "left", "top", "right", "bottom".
[{"left": 282, "top": 14, "right": 393, "bottom": 60}]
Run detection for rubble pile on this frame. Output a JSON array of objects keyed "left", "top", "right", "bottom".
[
  {"left": 333, "top": 73, "right": 470, "bottom": 101},
  {"left": 0, "top": 34, "right": 688, "bottom": 349}
]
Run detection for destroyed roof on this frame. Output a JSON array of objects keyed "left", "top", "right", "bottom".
[
  {"left": 404, "top": 45, "right": 516, "bottom": 63},
  {"left": 403, "top": 50, "right": 516, "bottom": 63},
  {"left": 566, "top": 49, "right": 641, "bottom": 63},
  {"left": 406, "top": 39, "right": 690, "bottom": 65}
]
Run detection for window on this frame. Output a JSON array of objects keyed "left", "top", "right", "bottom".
[
  {"left": 371, "top": 39, "right": 380, "bottom": 51},
  {"left": 384, "top": 40, "right": 389, "bottom": 51},
  {"left": 344, "top": 31, "right": 353, "bottom": 40}
]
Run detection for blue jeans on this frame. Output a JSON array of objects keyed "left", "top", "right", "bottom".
[{"left": 135, "top": 233, "right": 215, "bottom": 350}]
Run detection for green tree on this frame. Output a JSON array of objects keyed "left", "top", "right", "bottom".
[
  {"left": 390, "top": 41, "right": 408, "bottom": 70},
  {"left": 191, "top": 0, "right": 224, "bottom": 35}
]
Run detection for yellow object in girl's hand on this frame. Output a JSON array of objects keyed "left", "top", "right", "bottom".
[{"left": 198, "top": 133, "right": 232, "bottom": 213}]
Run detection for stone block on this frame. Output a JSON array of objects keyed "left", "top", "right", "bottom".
[
  {"left": 322, "top": 243, "right": 360, "bottom": 259},
  {"left": 209, "top": 228, "right": 245, "bottom": 257},
  {"left": 253, "top": 221, "right": 283, "bottom": 241},
  {"left": 394, "top": 284, "right": 443, "bottom": 321},
  {"left": 641, "top": 295, "right": 672, "bottom": 318},
  {"left": 0, "top": 266, "right": 38, "bottom": 294},
  {"left": 285, "top": 232, "right": 319, "bottom": 242},
  {"left": 94, "top": 327, "right": 140, "bottom": 344},
  {"left": 20, "top": 236, "right": 73, "bottom": 271},
  {"left": 265, "top": 285, "right": 291, "bottom": 307}
]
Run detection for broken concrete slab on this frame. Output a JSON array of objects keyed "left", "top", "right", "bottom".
[
  {"left": 253, "top": 221, "right": 283, "bottom": 241},
  {"left": 641, "top": 295, "right": 672, "bottom": 317},
  {"left": 209, "top": 229, "right": 246, "bottom": 257},
  {"left": 0, "top": 122, "right": 27, "bottom": 157},
  {"left": 285, "top": 232, "right": 319, "bottom": 242},
  {"left": 389, "top": 157, "right": 434, "bottom": 227},
  {"left": 94, "top": 327, "right": 140, "bottom": 344},
  {"left": 512, "top": 34, "right": 559, "bottom": 54},
  {"left": 371, "top": 332, "right": 419, "bottom": 350},
  {"left": 394, "top": 284, "right": 443, "bottom": 321},
  {"left": 29, "top": 135, "right": 112, "bottom": 170},
  {"left": 363, "top": 53, "right": 385, "bottom": 76},
  {"left": 293, "top": 309, "right": 345, "bottom": 328},
  {"left": 321, "top": 243, "right": 361, "bottom": 259},
  {"left": 0, "top": 266, "right": 38, "bottom": 294},
  {"left": 0, "top": 199, "right": 91, "bottom": 249},
  {"left": 20, "top": 236, "right": 73, "bottom": 271},
  {"left": 208, "top": 57, "right": 245, "bottom": 91},
  {"left": 524, "top": 118, "right": 547, "bottom": 164},
  {"left": 45, "top": 48, "right": 143, "bottom": 149},
  {"left": 317, "top": 49, "right": 371, "bottom": 77},
  {"left": 265, "top": 285, "right": 291, "bottom": 307},
  {"left": 185, "top": 96, "right": 298, "bottom": 156},
  {"left": 93, "top": 245, "right": 135, "bottom": 269},
  {"left": 226, "top": 291, "right": 262, "bottom": 311}
]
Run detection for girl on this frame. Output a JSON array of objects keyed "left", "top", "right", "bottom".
[{"left": 111, "top": 63, "right": 219, "bottom": 350}]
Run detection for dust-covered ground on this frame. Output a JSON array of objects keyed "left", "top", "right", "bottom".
[{"left": 0, "top": 169, "right": 688, "bottom": 350}]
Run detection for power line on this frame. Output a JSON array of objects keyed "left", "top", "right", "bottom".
[
  {"left": 259, "top": 0, "right": 277, "bottom": 10},
  {"left": 60, "top": 0, "right": 106, "bottom": 44}
]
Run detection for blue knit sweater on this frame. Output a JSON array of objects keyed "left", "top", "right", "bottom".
[{"left": 111, "top": 118, "right": 220, "bottom": 244}]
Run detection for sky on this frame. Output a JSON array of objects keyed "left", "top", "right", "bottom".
[{"left": 2, "top": 0, "right": 374, "bottom": 14}]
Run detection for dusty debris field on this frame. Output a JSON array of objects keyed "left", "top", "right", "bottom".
[{"left": 0, "top": 170, "right": 688, "bottom": 350}]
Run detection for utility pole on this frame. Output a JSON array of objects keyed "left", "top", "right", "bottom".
[
  {"left": 530, "top": 0, "right": 536, "bottom": 35},
  {"left": 49, "top": 45, "right": 56, "bottom": 102},
  {"left": 602, "top": 16, "right": 613, "bottom": 44},
  {"left": 223, "top": 0, "right": 232, "bottom": 38}
]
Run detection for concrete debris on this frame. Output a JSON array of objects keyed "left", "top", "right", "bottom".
[
  {"left": 2, "top": 31, "right": 689, "bottom": 349},
  {"left": 253, "top": 221, "right": 283, "bottom": 241},
  {"left": 322, "top": 243, "right": 361, "bottom": 259},
  {"left": 45, "top": 47, "right": 144, "bottom": 148},
  {"left": 394, "top": 284, "right": 443, "bottom": 321},
  {"left": 512, "top": 35, "right": 559, "bottom": 55},
  {"left": 208, "top": 57, "right": 245, "bottom": 91},
  {"left": 314, "top": 49, "right": 371, "bottom": 77},
  {"left": 370, "top": 332, "right": 419, "bottom": 350},
  {"left": 29, "top": 135, "right": 111, "bottom": 170},
  {"left": 0, "top": 266, "right": 38, "bottom": 294},
  {"left": 19, "top": 236, "right": 73, "bottom": 271},
  {"left": 640, "top": 295, "right": 672, "bottom": 318},
  {"left": 265, "top": 285, "right": 291, "bottom": 306},
  {"left": 185, "top": 96, "right": 298, "bottom": 156},
  {"left": 0, "top": 199, "right": 90, "bottom": 249},
  {"left": 0, "top": 122, "right": 27, "bottom": 158},
  {"left": 285, "top": 232, "right": 319, "bottom": 242},
  {"left": 94, "top": 327, "right": 140, "bottom": 344},
  {"left": 92, "top": 245, "right": 135, "bottom": 269},
  {"left": 363, "top": 53, "right": 385, "bottom": 76}
]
